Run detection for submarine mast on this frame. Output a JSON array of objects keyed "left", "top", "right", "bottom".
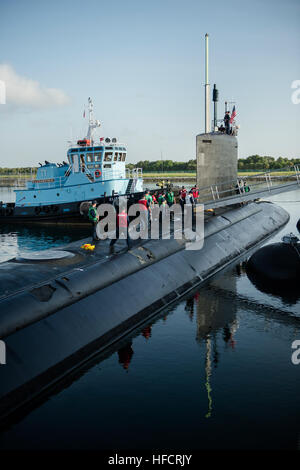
[{"left": 204, "top": 33, "right": 211, "bottom": 133}]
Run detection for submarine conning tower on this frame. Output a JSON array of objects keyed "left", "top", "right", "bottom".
[{"left": 196, "top": 34, "right": 238, "bottom": 193}]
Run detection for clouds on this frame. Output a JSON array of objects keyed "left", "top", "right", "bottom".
[{"left": 0, "top": 64, "right": 70, "bottom": 109}]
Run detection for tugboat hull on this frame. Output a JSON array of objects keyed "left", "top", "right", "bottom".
[{"left": 0, "top": 192, "right": 144, "bottom": 225}]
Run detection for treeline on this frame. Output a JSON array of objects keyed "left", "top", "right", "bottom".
[
  {"left": 126, "top": 155, "right": 300, "bottom": 172},
  {"left": 1, "top": 155, "right": 299, "bottom": 174},
  {"left": 238, "top": 155, "right": 300, "bottom": 170},
  {"left": 0, "top": 167, "right": 37, "bottom": 175},
  {"left": 126, "top": 160, "right": 197, "bottom": 172}
]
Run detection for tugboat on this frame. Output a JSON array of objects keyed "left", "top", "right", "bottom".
[{"left": 0, "top": 98, "right": 143, "bottom": 224}]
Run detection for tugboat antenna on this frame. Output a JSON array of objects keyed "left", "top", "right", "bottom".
[{"left": 86, "top": 97, "right": 101, "bottom": 143}]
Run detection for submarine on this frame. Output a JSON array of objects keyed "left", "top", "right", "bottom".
[
  {"left": 0, "top": 34, "right": 291, "bottom": 421},
  {"left": 0, "top": 200, "right": 290, "bottom": 420}
]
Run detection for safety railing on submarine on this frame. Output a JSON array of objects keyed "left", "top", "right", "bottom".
[{"left": 196, "top": 165, "right": 300, "bottom": 208}]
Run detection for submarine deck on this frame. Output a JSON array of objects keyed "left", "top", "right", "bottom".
[{"left": 0, "top": 204, "right": 231, "bottom": 300}]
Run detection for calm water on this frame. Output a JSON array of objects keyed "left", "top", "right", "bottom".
[
  {"left": 0, "top": 186, "right": 89, "bottom": 262},
  {"left": 0, "top": 188, "right": 299, "bottom": 450}
]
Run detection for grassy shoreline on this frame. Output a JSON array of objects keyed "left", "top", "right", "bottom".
[
  {"left": 142, "top": 171, "right": 296, "bottom": 178},
  {"left": 0, "top": 170, "right": 296, "bottom": 180}
]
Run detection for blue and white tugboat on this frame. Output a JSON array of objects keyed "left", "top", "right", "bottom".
[{"left": 0, "top": 98, "right": 143, "bottom": 224}]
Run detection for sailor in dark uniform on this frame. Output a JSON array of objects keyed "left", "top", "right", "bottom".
[{"left": 224, "top": 111, "right": 231, "bottom": 135}]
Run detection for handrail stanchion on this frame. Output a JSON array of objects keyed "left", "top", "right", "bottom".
[
  {"left": 294, "top": 165, "right": 300, "bottom": 185},
  {"left": 265, "top": 172, "right": 270, "bottom": 191}
]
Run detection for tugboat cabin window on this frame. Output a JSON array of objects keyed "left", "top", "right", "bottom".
[
  {"left": 104, "top": 164, "right": 111, "bottom": 168},
  {"left": 114, "top": 153, "right": 118, "bottom": 161},
  {"left": 87, "top": 164, "right": 94, "bottom": 169},
  {"left": 118, "top": 154, "right": 122, "bottom": 161},
  {"left": 94, "top": 153, "right": 102, "bottom": 161},
  {"left": 121, "top": 153, "right": 126, "bottom": 161},
  {"left": 104, "top": 152, "right": 113, "bottom": 162},
  {"left": 86, "top": 153, "right": 94, "bottom": 162},
  {"left": 94, "top": 164, "right": 100, "bottom": 168}
]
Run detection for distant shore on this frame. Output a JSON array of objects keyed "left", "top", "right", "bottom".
[
  {"left": 142, "top": 171, "right": 296, "bottom": 183},
  {"left": 0, "top": 170, "right": 296, "bottom": 186}
]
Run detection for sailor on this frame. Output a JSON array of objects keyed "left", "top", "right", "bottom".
[
  {"left": 191, "top": 185, "right": 199, "bottom": 204},
  {"left": 158, "top": 192, "right": 166, "bottom": 206},
  {"left": 244, "top": 180, "right": 250, "bottom": 193},
  {"left": 145, "top": 190, "right": 154, "bottom": 221},
  {"left": 145, "top": 190, "right": 153, "bottom": 205},
  {"left": 186, "top": 190, "right": 195, "bottom": 206},
  {"left": 109, "top": 208, "right": 132, "bottom": 253},
  {"left": 185, "top": 190, "right": 195, "bottom": 225},
  {"left": 165, "top": 188, "right": 174, "bottom": 207},
  {"left": 224, "top": 111, "right": 231, "bottom": 135},
  {"left": 179, "top": 186, "right": 187, "bottom": 211},
  {"left": 138, "top": 193, "right": 150, "bottom": 232},
  {"left": 88, "top": 200, "right": 99, "bottom": 241}
]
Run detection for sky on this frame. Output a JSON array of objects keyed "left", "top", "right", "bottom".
[{"left": 0, "top": 0, "right": 299, "bottom": 167}]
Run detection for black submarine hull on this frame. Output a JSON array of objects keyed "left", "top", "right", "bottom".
[{"left": 0, "top": 201, "right": 290, "bottom": 420}]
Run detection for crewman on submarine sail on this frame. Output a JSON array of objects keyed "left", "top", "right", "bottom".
[
  {"left": 224, "top": 110, "right": 231, "bottom": 135},
  {"left": 88, "top": 200, "right": 100, "bottom": 241}
]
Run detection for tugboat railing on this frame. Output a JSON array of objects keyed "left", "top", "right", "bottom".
[
  {"left": 29, "top": 176, "right": 68, "bottom": 189},
  {"left": 126, "top": 168, "right": 143, "bottom": 179},
  {"left": 28, "top": 166, "right": 143, "bottom": 189}
]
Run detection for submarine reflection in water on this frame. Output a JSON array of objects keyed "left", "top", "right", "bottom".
[{"left": 117, "top": 275, "right": 238, "bottom": 419}]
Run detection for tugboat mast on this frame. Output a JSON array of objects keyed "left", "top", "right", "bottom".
[{"left": 86, "top": 97, "right": 101, "bottom": 143}]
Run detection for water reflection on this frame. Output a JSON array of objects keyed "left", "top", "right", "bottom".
[
  {"left": 246, "top": 266, "right": 300, "bottom": 305},
  {"left": 115, "top": 278, "right": 240, "bottom": 420},
  {"left": 0, "top": 224, "right": 89, "bottom": 262},
  {"left": 118, "top": 341, "right": 134, "bottom": 371},
  {"left": 194, "top": 276, "right": 238, "bottom": 418},
  {"left": 141, "top": 325, "right": 152, "bottom": 340}
]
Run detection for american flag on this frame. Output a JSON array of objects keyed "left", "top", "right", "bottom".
[{"left": 230, "top": 105, "right": 236, "bottom": 124}]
